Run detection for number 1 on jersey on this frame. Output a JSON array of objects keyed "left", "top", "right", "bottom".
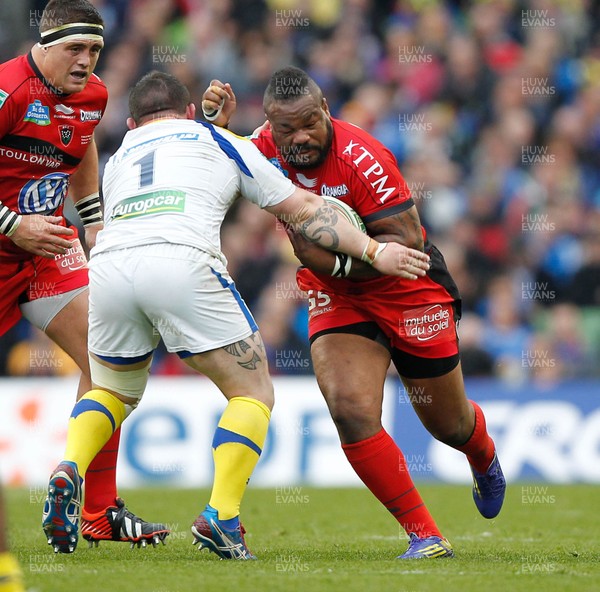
[{"left": 134, "top": 150, "right": 156, "bottom": 187}]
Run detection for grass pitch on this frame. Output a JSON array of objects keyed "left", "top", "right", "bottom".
[{"left": 7, "top": 484, "right": 598, "bottom": 592}]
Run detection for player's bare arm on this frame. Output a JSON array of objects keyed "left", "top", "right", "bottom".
[
  {"left": 266, "top": 188, "right": 430, "bottom": 280},
  {"left": 68, "top": 137, "right": 103, "bottom": 249},
  {"left": 287, "top": 203, "right": 426, "bottom": 280},
  {"left": 286, "top": 229, "right": 379, "bottom": 280},
  {"left": 365, "top": 204, "right": 424, "bottom": 252}
]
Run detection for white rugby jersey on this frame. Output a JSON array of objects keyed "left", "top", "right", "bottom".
[{"left": 93, "top": 118, "right": 295, "bottom": 260}]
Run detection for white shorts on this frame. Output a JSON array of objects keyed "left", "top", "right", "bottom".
[{"left": 88, "top": 243, "right": 258, "bottom": 360}]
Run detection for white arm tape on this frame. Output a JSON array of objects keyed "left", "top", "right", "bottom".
[
  {"left": 74, "top": 192, "right": 103, "bottom": 226},
  {"left": 0, "top": 201, "right": 22, "bottom": 237},
  {"left": 202, "top": 99, "right": 224, "bottom": 122},
  {"left": 331, "top": 253, "right": 353, "bottom": 278}
]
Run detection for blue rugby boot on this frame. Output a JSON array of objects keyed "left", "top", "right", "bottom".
[
  {"left": 397, "top": 533, "right": 454, "bottom": 559},
  {"left": 471, "top": 452, "right": 506, "bottom": 519},
  {"left": 191, "top": 505, "right": 256, "bottom": 560},
  {"left": 42, "top": 461, "right": 82, "bottom": 554}
]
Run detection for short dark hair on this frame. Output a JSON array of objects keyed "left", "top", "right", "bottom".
[
  {"left": 129, "top": 71, "right": 191, "bottom": 124},
  {"left": 263, "top": 66, "right": 323, "bottom": 110},
  {"left": 40, "top": 0, "right": 104, "bottom": 33}
]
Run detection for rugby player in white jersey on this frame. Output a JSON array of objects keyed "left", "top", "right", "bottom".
[{"left": 42, "top": 71, "right": 431, "bottom": 559}]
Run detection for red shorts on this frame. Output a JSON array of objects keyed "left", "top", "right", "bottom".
[
  {"left": 296, "top": 243, "right": 461, "bottom": 360},
  {"left": 0, "top": 226, "right": 89, "bottom": 335}
]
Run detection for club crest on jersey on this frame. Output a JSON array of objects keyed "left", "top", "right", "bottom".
[
  {"left": 0, "top": 89, "right": 8, "bottom": 111},
  {"left": 24, "top": 99, "right": 51, "bottom": 126},
  {"left": 59, "top": 124, "right": 74, "bottom": 146},
  {"left": 80, "top": 108, "right": 102, "bottom": 122}
]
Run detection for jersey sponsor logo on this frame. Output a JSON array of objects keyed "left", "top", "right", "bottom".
[
  {"left": 342, "top": 140, "right": 359, "bottom": 156},
  {"left": 80, "top": 108, "right": 102, "bottom": 122},
  {"left": 59, "top": 125, "right": 74, "bottom": 146},
  {"left": 400, "top": 304, "right": 454, "bottom": 344},
  {"left": 296, "top": 173, "right": 318, "bottom": 188},
  {"left": 306, "top": 290, "right": 332, "bottom": 319},
  {"left": 320, "top": 183, "right": 349, "bottom": 197},
  {"left": 54, "top": 104, "right": 76, "bottom": 120},
  {"left": 55, "top": 104, "right": 75, "bottom": 115},
  {"left": 18, "top": 172, "right": 69, "bottom": 214},
  {"left": 24, "top": 99, "right": 51, "bottom": 126},
  {"left": 111, "top": 189, "right": 186, "bottom": 221},
  {"left": 54, "top": 238, "right": 87, "bottom": 274},
  {"left": 341, "top": 139, "right": 395, "bottom": 203},
  {"left": 267, "top": 157, "right": 288, "bottom": 177},
  {"left": 0, "top": 89, "right": 8, "bottom": 110},
  {"left": 0, "top": 147, "right": 62, "bottom": 169},
  {"left": 120, "top": 132, "right": 200, "bottom": 160}
]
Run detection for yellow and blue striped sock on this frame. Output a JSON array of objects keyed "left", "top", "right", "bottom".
[
  {"left": 64, "top": 389, "right": 126, "bottom": 478},
  {"left": 0, "top": 552, "right": 24, "bottom": 592},
  {"left": 208, "top": 396, "right": 270, "bottom": 522}
]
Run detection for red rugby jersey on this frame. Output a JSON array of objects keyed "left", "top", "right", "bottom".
[
  {"left": 252, "top": 117, "right": 423, "bottom": 291},
  {"left": 0, "top": 52, "right": 107, "bottom": 259}
]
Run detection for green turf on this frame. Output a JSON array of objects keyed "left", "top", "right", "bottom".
[{"left": 7, "top": 484, "right": 599, "bottom": 592}]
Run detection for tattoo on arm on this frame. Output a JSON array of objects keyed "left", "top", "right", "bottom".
[
  {"left": 300, "top": 205, "right": 340, "bottom": 250},
  {"left": 223, "top": 332, "right": 265, "bottom": 370}
]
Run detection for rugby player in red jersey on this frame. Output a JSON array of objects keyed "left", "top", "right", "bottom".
[
  {"left": 202, "top": 66, "right": 506, "bottom": 558},
  {"left": 0, "top": 0, "right": 167, "bottom": 553}
]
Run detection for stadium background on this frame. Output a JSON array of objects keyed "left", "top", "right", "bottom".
[{"left": 1, "top": 0, "right": 599, "bottom": 488}]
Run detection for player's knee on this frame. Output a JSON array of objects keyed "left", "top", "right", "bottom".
[
  {"left": 257, "top": 382, "right": 274, "bottom": 411},
  {"left": 242, "top": 375, "right": 274, "bottom": 410},
  {"left": 327, "top": 396, "right": 379, "bottom": 435},
  {"left": 427, "top": 418, "right": 473, "bottom": 447},
  {"left": 332, "top": 413, "right": 381, "bottom": 444},
  {"left": 329, "top": 404, "right": 359, "bottom": 427}
]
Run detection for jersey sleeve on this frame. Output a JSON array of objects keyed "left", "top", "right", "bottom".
[
  {"left": 0, "top": 86, "right": 21, "bottom": 142},
  {"left": 250, "top": 129, "right": 271, "bottom": 153},
  {"left": 214, "top": 127, "right": 295, "bottom": 208}
]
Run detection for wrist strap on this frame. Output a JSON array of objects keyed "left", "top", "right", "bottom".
[
  {"left": 331, "top": 253, "right": 352, "bottom": 278},
  {"left": 360, "top": 238, "right": 386, "bottom": 265},
  {"left": 202, "top": 98, "right": 224, "bottom": 122},
  {"left": 0, "top": 201, "right": 22, "bottom": 237},
  {"left": 74, "top": 192, "right": 103, "bottom": 226}
]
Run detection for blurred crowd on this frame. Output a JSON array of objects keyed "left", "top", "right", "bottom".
[{"left": 1, "top": 0, "right": 599, "bottom": 384}]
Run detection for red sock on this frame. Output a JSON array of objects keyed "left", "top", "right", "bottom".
[
  {"left": 83, "top": 428, "right": 121, "bottom": 514},
  {"left": 342, "top": 429, "right": 442, "bottom": 539},
  {"left": 454, "top": 401, "right": 495, "bottom": 473}
]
